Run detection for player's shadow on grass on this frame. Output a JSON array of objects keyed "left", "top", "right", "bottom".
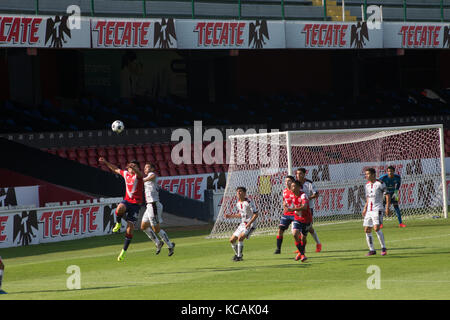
[
  {"left": 10, "top": 285, "right": 128, "bottom": 295},
  {"left": 1, "top": 226, "right": 211, "bottom": 259}
]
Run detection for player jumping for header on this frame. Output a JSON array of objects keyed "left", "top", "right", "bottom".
[
  {"left": 141, "top": 163, "right": 175, "bottom": 256},
  {"left": 99, "top": 157, "right": 144, "bottom": 262},
  {"left": 225, "top": 187, "right": 258, "bottom": 262}
]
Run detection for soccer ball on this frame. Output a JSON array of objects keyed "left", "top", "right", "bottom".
[{"left": 111, "top": 120, "right": 124, "bottom": 133}]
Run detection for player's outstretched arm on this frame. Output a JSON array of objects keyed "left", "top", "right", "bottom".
[
  {"left": 130, "top": 163, "right": 143, "bottom": 179},
  {"left": 99, "top": 157, "right": 121, "bottom": 175}
]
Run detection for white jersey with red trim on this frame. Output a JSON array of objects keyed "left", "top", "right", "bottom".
[
  {"left": 144, "top": 172, "right": 159, "bottom": 203},
  {"left": 236, "top": 198, "right": 258, "bottom": 224},
  {"left": 365, "top": 179, "right": 387, "bottom": 212}
]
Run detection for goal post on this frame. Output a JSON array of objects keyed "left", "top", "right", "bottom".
[{"left": 208, "top": 124, "right": 447, "bottom": 239}]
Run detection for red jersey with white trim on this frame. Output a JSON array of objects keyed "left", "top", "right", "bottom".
[
  {"left": 286, "top": 191, "right": 312, "bottom": 223},
  {"left": 120, "top": 169, "right": 144, "bottom": 204},
  {"left": 365, "top": 179, "right": 387, "bottom": 212},
  {"left": 283, "top": 188, "right": 294, "bottom": 216}
]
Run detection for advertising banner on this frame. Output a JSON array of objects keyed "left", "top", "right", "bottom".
[
  {"left": 157, "top": 171, "right": 227, "bottom": 201},
  {"left": 0, "top": 186, "right": 39, "bottom": 208},
  {"left": 285, "top": 21, "right": 383, "bottom": 49},
  {"left": 383, "top": 22, "right": 450, "bottom": 49},
  {"left": 0, "top": 201, "right": 126, "bottom": 248},
  {"left": 0, "top": 14, "right": 90, "bottom": 48},
  {"left": 175, "top": 19, "right": 286, "bottom": 49},
  {"left": 91, "top": 17, "right": 177, "bottom": 49}
]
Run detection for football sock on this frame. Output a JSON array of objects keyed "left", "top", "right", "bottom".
[
  {"left": 394, "top": 205, "right": 402, "bottom": 224},
  {"left": 115, "top": 209, "right": 122, "bottom": 223},
  {"left": 158, "top": 229, "right": 173, "bottom": 248},
  {"left": 295, "top": 241, "right": 304, "bottom": 255},
  {"left": 365, "top": 233, "right": 375, "bottom": 251},
  {"left": 0, "top": 270, "right": 3, "bottom": 289},
  {"left": 143, "top": 227, "right": 160, "bottom": 246},
  {"left": 310, "top": 230, "right": 320, "bottom": 244},
  {"left": 276, "top": 235, "right": 283, "bottom": 250},
  {"left": 123, "top": 234, "right": 133, "bottom": 251},
  {"left": 231, "top": 243, "right": 238, "bottom": 255},
  {"left": 237, "top": 241, "right": 244, "bottom": 257},
  {"left": 376, "top": 230, "right": 386, "bottom": 249}
]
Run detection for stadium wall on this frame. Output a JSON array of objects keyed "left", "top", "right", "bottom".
[
  {"left": 0, "top": 137, "right": 124, "bottom": 198},
  {"left": 0, "top": 169, "right": 95, "bottom": 207}
]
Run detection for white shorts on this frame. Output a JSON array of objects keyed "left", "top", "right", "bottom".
[
  {"left": 363, "top": 210, "right": 383, "bottom": 228},
  {"left": 142, "top": 202, "right": 164, "bottom": 226},
  {"left": 232, "top": 222, "right": 256, "bottom": 239}
]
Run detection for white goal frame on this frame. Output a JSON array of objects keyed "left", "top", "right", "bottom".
[
  {"left": 284, "top": 124, "right": 448, "bottom": 219},
  {"left": 209, "top": 124, "right": 448, "bottom": 239}
]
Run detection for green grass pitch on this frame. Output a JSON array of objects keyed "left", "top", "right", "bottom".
[{"left": 1, "top": 218, "right": 449, "bottom": 300}]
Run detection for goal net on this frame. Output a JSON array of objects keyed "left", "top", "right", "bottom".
[{"left": 208, "top": 125, "right": 448, "bottom": 239}]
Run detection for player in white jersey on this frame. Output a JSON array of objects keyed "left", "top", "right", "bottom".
[
  {"left": 140, "top": 163, "right": 175, "bottom": 256},
  {"left": 296, "top": 168, "right": 322, "bottom": 253},
  {"left": 362, "top": 168, "right": 390, "bottom": 256},
  {"left": 224, "top": 187, "right": 258, "bottom": 262}
]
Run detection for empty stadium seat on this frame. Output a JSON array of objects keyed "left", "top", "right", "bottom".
[
  {"left": 187, "top": 167, "right": 197, "bottom": 175},
  {"left": 160, "top": 169, "right": 169, "bottom": 177},
  {"left": 106, "top": 147, "right": 116, "bottom": 157},
  {"left": 136, "top": 154, "right": 146, "bottom": 163},
  {"left": 116, "top": 147, "right": 126, "bottom": 156},
  {"left": 157, "top": 161, "right": 168, "bottom": 169},
  {"left": 97, "top": 147, "right": 107, "bottom": 158},
  {"left": 125, "top": 146, "right": 135, "bottom": 157},
  {"left": 135, "top": 146, "right": 144, "bottom": 155},
  {"left": 145, "top": 154, "right": 156, "bottom": 163},
  {"left": 155, "top": 145, "right": 165, "bottom": 154},
  {"left": 88, "top": 157, "right": 98, "bottom": 167},
  {"left": 162, "top": 144, "right": 171, "bottom": 153},
  {"left": 57, "top": 149, "right": 67, "bottom": 158},
  {"left": 87, "top": 148, "right": 97, "bottom": 158},
  {"left": 68, "top": 149, "right": 77, "bottom": 160},
  {"left": 144, "top": 145, "right": 153, "bottom": 154}
]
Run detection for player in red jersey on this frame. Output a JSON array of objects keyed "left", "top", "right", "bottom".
[
  {"left": 99, "top": 157, "right": 144, "bottom": 261},
  {"left": 274, "top": 175, "right": 296, "bottom": 254},
  {"left": 286, "top": 180, "right": 312, "bottom": 262}
]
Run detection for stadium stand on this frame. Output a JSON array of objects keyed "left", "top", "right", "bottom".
[
  {"left": 1, "top": 88, "right": 450, "bottom": 135},
  {"left": 39, "top": 141, "right": 230, "bottom": 177},
  {"left": 337, "top": 0, "right": 450, "bottom": 22},
  {"left": 0, "top": 0, "right": 448, "bottom": 21}
]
